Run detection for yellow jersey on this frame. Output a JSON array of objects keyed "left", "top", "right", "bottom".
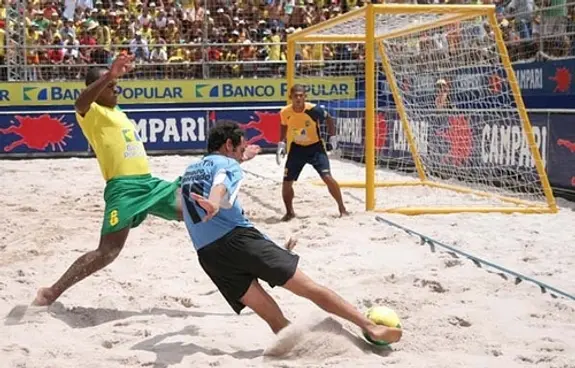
[
  {"left": 280, "top": 102, "right": 327, "bottom": 147},
  {"left": 76, "top": 103, "right": 150, "bottom": 181}
]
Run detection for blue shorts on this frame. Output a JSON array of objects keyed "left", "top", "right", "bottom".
[{"left": 284, "top": 141, "right": 331, "bottom": 182}]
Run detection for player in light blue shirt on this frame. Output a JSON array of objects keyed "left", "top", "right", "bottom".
[
  {"left": 182, "top": 121, "right": 402, "bottom": 345},
  {"left": 182, "top": 153, "right": 252, "bottom": 250}
]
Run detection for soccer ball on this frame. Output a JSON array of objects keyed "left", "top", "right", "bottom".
[{"left": 363, "top": 305, "right": 402, "bottom": 346}]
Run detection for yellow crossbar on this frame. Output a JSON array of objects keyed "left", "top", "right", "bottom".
[
  {"left": 372, "top": 4, "right": 495, "bottom": 14},
  {"left": 287, "top": 6, "right": 366, "bottom": 42}
]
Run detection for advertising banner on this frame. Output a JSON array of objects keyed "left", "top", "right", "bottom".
[
  {"left": 0, "top": 110, "right": 209, "bottom": 156},
  {"left": 374, "top": 59, "right": 575, "bottom": 110},
  {"left": 1, "top": 104, "right": 574, "bottom": 190},
  {"left": 0, "top": 112, "right": 88, "bottom": 155},
  {"left": 547, "top": 114, "right": 575, "bottom": 189},
  {"left": 335, "top": 108, "right": 550, "bottom": 181},
  {"left": 128, "top": 110, "right": 208, "bottom": 151},
  {"left": 513, "top": 60, "right": 574, "bottom": 109},
  {"left": 208, "top": 109, "right": 282, "bottom": 148},
  {"left": 0, "top": 77, "right": 355, "bottom": 107}
]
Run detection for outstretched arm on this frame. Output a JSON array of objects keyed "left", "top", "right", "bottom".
[
  {"left": 191, "top": 161, "right": 244, "bottom": 220},
  {"left": 240, "top": 144, "right": 261, "bottom": 163},
  {"left": 191, "top": 183, "right": 227, "bottom": 222},
  {"left": 75, "top": 55, "right": 134, "bottom": 116}
]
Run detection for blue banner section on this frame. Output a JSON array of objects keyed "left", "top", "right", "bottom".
[
  {"left": 334, "top": 109, "right": 549, "bottom": 176},
  {"left": 512, "top": 60, "right": 574, "bottom": 109},
  {"left": 0, "top": 113, "right": 88, "bottom": 154},
  {"left": 128, "top": 110, "right": 208, "bottom": 151},
  {"left": 371, "top": 59, "right": 575, "bottom": 110},
  {"left": 0, "top": 110, "right": 210, "bottom": 156},
  {"left": 208, "top": 109, "right": 282, "bottom": 148},
  {"left": 1, "top": 94, "right": 575, "bottom": 192},
  {"left": 548, "top": 114, "right": 575, "bottom": 189}
]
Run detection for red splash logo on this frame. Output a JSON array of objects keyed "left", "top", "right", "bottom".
[
  {"left": 437, "top": 115, "right": 473, "bottom": 166},
  {"left": 241, "top": 111, "right": 281, "bottom": 145},
  {"left": 549, "top": 67, "right": 572, "bottom": 93},
  {"left": 557, "top": 138, "right": 575, "bottom": 186},
  {"left": 0, "top": 114, "right": 73, "bottom": 152},
  {"left": 376, "top": 112, "right": 387, "bottom": 150}
]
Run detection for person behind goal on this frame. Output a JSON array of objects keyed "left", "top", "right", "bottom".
[
  {"left": 32, "top": 55, "right": 262, "bottom": 306},
  {"left": 181, "top": 120, "right": 402, "bottom": 344},
  {"left": 277, "top": 84, "right": 349, "bottom": 221}
]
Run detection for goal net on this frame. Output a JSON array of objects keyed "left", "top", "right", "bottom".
[{"left": 286, "top": 4, "right": 557, "bottom": 215}]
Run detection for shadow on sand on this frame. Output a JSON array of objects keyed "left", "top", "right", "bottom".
[
  {"left": 5, "top": 305, "right": 394, "bottom": 367},
  {"left": 131, "top": 325, "right": 264, "bottom": 368},
  {"left": 4, "top": 302, "right": 249, "bottom": 329}
]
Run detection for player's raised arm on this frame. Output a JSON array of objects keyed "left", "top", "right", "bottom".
[
  {"left": 75, "top": 55, "right": 134, "bottom": 116},
  {"left": 191, "top": 185, "right": 225, "bottom": 222}
]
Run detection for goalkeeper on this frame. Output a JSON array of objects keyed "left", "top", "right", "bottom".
[{"left": 277, "top": 84, "right": 349, "bottom": 221}]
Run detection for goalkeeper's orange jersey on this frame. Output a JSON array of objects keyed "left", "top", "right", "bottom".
[{"left": 280, "top": 102, "right": 328, "bottom": 147}]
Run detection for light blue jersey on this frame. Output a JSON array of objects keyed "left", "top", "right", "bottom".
[{"left": 181, "top": 154, "right": 253, "bottom": 250}]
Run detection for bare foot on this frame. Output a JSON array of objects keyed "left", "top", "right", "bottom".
[
  {"left": 339, "top": 210, "right": 350, "bottom": 217},
  {"left": 32, "top": 287, "right": 57, "bottom": 306},
  {"left": 365, "top": 325, "right": 402, "bottom": 344},
  {"left": 284, "top": 237, "right": 298, "bottom": 251},
  {"left": 281, "top": 213, "right": 295, "bottom": 222}
]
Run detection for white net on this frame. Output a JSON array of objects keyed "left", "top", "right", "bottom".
[{"left": 293, "top": 8, "right": 555, "bottom": 213}]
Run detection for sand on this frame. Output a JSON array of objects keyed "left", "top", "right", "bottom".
[{"left": 1, "top": 153, "right": 575, "bottom": 368}]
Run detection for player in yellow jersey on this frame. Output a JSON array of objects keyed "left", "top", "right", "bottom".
[
  {"left": 277, "top": 84, "right": 349, "bottom": 221},
  {"left": 31, "top": 55, "right": 264, "bottom": 306}
]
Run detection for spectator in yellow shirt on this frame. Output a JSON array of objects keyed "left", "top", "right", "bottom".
[{"left": 268, "top": 28, "right": 281, "bottom": 61}]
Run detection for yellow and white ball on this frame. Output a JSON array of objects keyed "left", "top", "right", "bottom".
[{"left": 363, "top": 305, "right": 402, "bottom": 346}]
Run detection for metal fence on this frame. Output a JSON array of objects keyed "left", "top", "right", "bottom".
[{"left": 1, "top": 0, "right": 575, "bottom": 81}]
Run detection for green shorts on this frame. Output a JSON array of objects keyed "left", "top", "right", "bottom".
[{"left": 101, "top": 174, "right": 182, "bottom": 236}]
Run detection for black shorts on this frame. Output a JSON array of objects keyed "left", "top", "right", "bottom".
[
  {"left": 197, "top": 226, "right": 300, "bottom": 314},
  {"left": 284, "top": 141, "right": 331, "bottom": 182}
]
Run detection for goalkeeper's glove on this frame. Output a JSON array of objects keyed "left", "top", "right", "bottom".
[
  {"left": 326, "top": 136, "right": 338, "bottom": 152},
  {"left": 276, "top": 141, "right": 287, "bottom": 165}
]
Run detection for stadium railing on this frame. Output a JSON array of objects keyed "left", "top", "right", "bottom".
[
  {"left": 2, "top": 42, "right": 365, "bottom": 81},
  {"left": 1, "top": 2, "right": 575, "bottom": 81}
]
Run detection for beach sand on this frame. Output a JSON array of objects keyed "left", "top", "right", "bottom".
[{"left": 1, "top": 154, "right": 574, "bottom": 368}]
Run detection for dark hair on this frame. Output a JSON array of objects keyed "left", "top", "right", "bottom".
[
  {"left": 85, "top": 67, "right": 108, "bottom": 86},
  {"left": 207, "top": 120, "right": 244, "bottom": 153},
  {"left": 290, "top": 84, "right": 306, "bottom": 95}
]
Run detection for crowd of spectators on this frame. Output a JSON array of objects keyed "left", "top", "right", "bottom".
[{"left": 0, "top": 0, "right": 574, "bottom": 81}]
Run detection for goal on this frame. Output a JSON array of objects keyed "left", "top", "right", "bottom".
[{"left": 286, "top": 4, "right": 557, "bottom": 215}]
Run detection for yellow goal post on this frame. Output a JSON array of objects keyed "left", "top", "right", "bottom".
[{"left": 286, "top": 4, "right": 558, "bottom": 215}]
